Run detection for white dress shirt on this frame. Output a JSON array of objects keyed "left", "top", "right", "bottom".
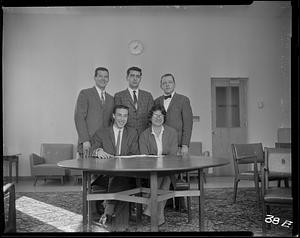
[
  {"left": 151, "top": 126, "right": 164, "bottom": 156},
  {"left": 113, "top": 125, "right": 124, "bottom": 155},
  {"left": 128, "top": 87, "right": 139, "bottom": 102},
  {"left": 95, "top": 85, "right": 106, "bottom": 102},
  {"left": 163, "top": 91, "right": 175, "bottom": 111}
]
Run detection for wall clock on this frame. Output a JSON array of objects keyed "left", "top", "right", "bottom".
[{"left": 129, "top": 40, "right": 144, "bottom": 55}]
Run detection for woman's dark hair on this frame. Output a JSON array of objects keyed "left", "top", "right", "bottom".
[{"left": 148, "top": 104, "right": 166, "bottom": 124}]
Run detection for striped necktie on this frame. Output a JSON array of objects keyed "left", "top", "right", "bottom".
[
  {"left": 133, "top": 90, "right": 138, "bottom": 109},
  {"left": 100, "top": 91, "right": 105, "bottom": 104}
]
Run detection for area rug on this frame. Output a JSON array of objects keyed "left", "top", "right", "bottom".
[{"left": 12, "top": 188, "right": 293, "bottom": 236}]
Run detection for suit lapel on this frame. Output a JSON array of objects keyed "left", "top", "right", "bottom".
[
  {"left": 92, "top": 87, "right": 102, "bottom": 106},
  {"left": 109, "top": 127, "right": 116, "bottom": 154},
  {"left": 167, "top": 93, "right": 177, "bottom": 113},
  {"left": 125, "top": 89, "right": 136, "bottom": 109},
  {"left": 162, "top": 128, "right": 168, "bottom": 153},
  {"left": 120, "top": 127, "right": 128, "bottom": 155}
]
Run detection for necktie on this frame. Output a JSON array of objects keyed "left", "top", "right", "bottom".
[
  {"left": 100, "top": 92, "right": 105, "bottom": 104},
  {"left": 116, "top": 129, "right": 121, "bottom": 155},
  {"left": 164, "top": 94, "right": 172, "bottom": 100},
  {"left": 133, "top": 90, "right": 138, "bottom": 109}
]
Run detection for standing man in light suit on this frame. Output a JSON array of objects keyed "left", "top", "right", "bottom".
[
  {"left": 154, "top": 73, "right": 193, "bottom": 210},
  {"left": 114, "top": 66, "right": 154, "bottom": 135},
  {"left": 74, "top": 67, "right": 114, "bottom": 158},
  {"left": 154, "top": 73, "right": 193, "bottom": 156},
  {"left": 74, "top": 67, "right": 114, "bottom": 219}
]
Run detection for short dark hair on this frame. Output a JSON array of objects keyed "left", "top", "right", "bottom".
[
  {"left": 113, "top": 104, "right": 129, "bottom": 114},
  {"left": 160, "top": 73, "right": 175, "bottom": 84},
  {"left": 148, "top": 104, "right": 166, "bottom": 124},
  {"left": 94, "top": 67, "right": 109, "bottom": 77},
  {"left": 127, "top": 66, "right": 142, "bottom": 77}
]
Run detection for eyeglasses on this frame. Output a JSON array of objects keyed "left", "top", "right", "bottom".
[{"left": 153, "top": 113, "right": 164, "bottom": 118}]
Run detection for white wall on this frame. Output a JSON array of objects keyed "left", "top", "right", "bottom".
[{"left": 3, "top": 2, "right": 291, "bottom": 176}]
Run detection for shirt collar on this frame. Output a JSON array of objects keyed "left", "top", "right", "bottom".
[
  {"left": 128, "top": 87, "right": 139, "bottom": 95},
  {"left": 113, "top": 125, "right": 124, "bottom": 132},
  {"left": 95, "top": 85, "right": 106, "bottom": 95},
  {"left": 151, "top": 125, "right": 164, "bottom": 136},
  {"left": 163, "top": 91, "right": 175, "bottom": 98}
]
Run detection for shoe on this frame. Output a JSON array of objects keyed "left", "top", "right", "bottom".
[{"left": 98, "top": 213, "right": 116, "bottom": 227}]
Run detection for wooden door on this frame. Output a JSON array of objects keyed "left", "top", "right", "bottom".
[{"left": 211, "top": 78, "right": 248, "bottom": 176}]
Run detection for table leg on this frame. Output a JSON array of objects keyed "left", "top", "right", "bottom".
[
  {"left": 198, "top": 169, "right": 204, "bottom": 231},
  {"left": 9, "top": 160, "right": 12, "bottom": 183},
  {"left": 16, "top": 157, "right": 19, "bottom": 183},
  {"left": 82, "top": 171, "right": 88, "bottom": 232},
  {"left": 87, "top": 173, "right": 92, "bottom": 231},
  {"left": 150, "top": 172, "right": 158, "bottom": 232},
  {"left": 136, "top": 178, "right": 142, "bottom": 223}
]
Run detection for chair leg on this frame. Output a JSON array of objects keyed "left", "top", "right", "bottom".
[
  {"left": 284, "top": 178, "right": 289, "bottom": 188},
  {"left": 254, "top": 178, "right": 260, "bottom": 206},
  {"left": 262, "top": 202, "right": 266, "bottom": 235},
  {"left": 233, "top": 179, "right": 239, "bottom": 203},
  {"left": 187, "top": 197, "right": 191, "bottom": 223},
  {"left": 266, "top": 205, "right": 271, "bottom": 230},
  {"left": 33, "top": 177, "right": 38, "bottom": 186},
  {"left": 277, "top": 180, "right": 281, "bottom": 187},
  {"left": 203, "top": 170, "right": 207, "bottom": 183},
  {"left": 61, "top": 176, "right": 64, "bottom": 185}
]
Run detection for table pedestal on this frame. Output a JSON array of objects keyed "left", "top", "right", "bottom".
[{"left": 82, "top": 170, "right": 204, "bottom": 232}]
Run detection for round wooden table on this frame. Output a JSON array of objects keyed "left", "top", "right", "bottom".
[{"left": 58, "top": 154, "right": 229, "bottom": 232}]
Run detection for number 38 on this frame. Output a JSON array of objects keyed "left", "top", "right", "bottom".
[{"left": 265, "top": 215, "right": 280, "bottom": 225}]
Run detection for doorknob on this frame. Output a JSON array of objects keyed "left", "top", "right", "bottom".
[{"left": 212, "top": 131, "right": 216, "bottom": 135}]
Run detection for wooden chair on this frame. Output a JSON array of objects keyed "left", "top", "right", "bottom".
[
  {"left": 231, "top": 143, "right": 290, "bottom": 204},
  {"left": 262, "top": 147, "right": 292, "bottom": 234},
  {"left": 3, "top": 183, "right": 16, "bottom": 233},
  {"left": 171, "top": 142, "right": 209, "bottom": 222},
  {"left": 275, "top": 142, "right": 291, "bottom": 149},
  {"left": 30, "top": 143, "right": 73, "bottom": 185},
  {"left": 187, "top": 142, "right": 210, "bottom": 182},
  {"left": 231, "top": 143, "right": 262, "bottom": 205}
]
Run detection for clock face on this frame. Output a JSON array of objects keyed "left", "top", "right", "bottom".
[{"left": 129, "top": 40, "right": 143, "bottom": 55}]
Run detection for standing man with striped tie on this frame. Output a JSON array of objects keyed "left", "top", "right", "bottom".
[
  {"left": 74, "top": 67, "right": 114, "bottom": 220},
  {"left": 114, "top": 66, "right": 154, "bottom": 135},
  {"left": 74, "top": 67, "right": 114, "bottom": 158},
  {"left": 90, "top": 104, "right": 139, "bottom": 231}
]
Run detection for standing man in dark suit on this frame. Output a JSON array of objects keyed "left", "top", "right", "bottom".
[
  {"left": 90, "top": 104, "right": 139, "bottom": 231},
  {"left": 74, "top": 67, "right": 114, "bottom": 158},
  {"left": 114, "top": 66, "right": 154, "bottom": 135},
  {"left": 154, "top": 73, "right": 193, "bottom": 156}
]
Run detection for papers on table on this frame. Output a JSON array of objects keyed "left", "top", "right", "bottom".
[{"left": 113, "top": 154, "right": 165, "bottom": 159}]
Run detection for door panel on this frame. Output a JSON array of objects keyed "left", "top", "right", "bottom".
[{"left": 211, "top": 78, "right": 248, "bottom": 176}]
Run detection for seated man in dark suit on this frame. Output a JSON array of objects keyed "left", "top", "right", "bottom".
[{"left": 90, "top": 104, "right": 139, "bottom": 231}]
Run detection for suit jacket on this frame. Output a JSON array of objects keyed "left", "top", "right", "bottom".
[
  {"left": 154, "top": 93, "right": 193, "bottom": 147},
  {"left": 74, "top": 86, "right": 114, "bottom": 153},
  {"left": 139, "top": 125, "right": 178, "bottom": 155},
  {"left": 90, "top": 126, "right": 139, "bottom": 156},
  {"left": 114, "top": 89, "right": 153, "bottom": 135}
]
